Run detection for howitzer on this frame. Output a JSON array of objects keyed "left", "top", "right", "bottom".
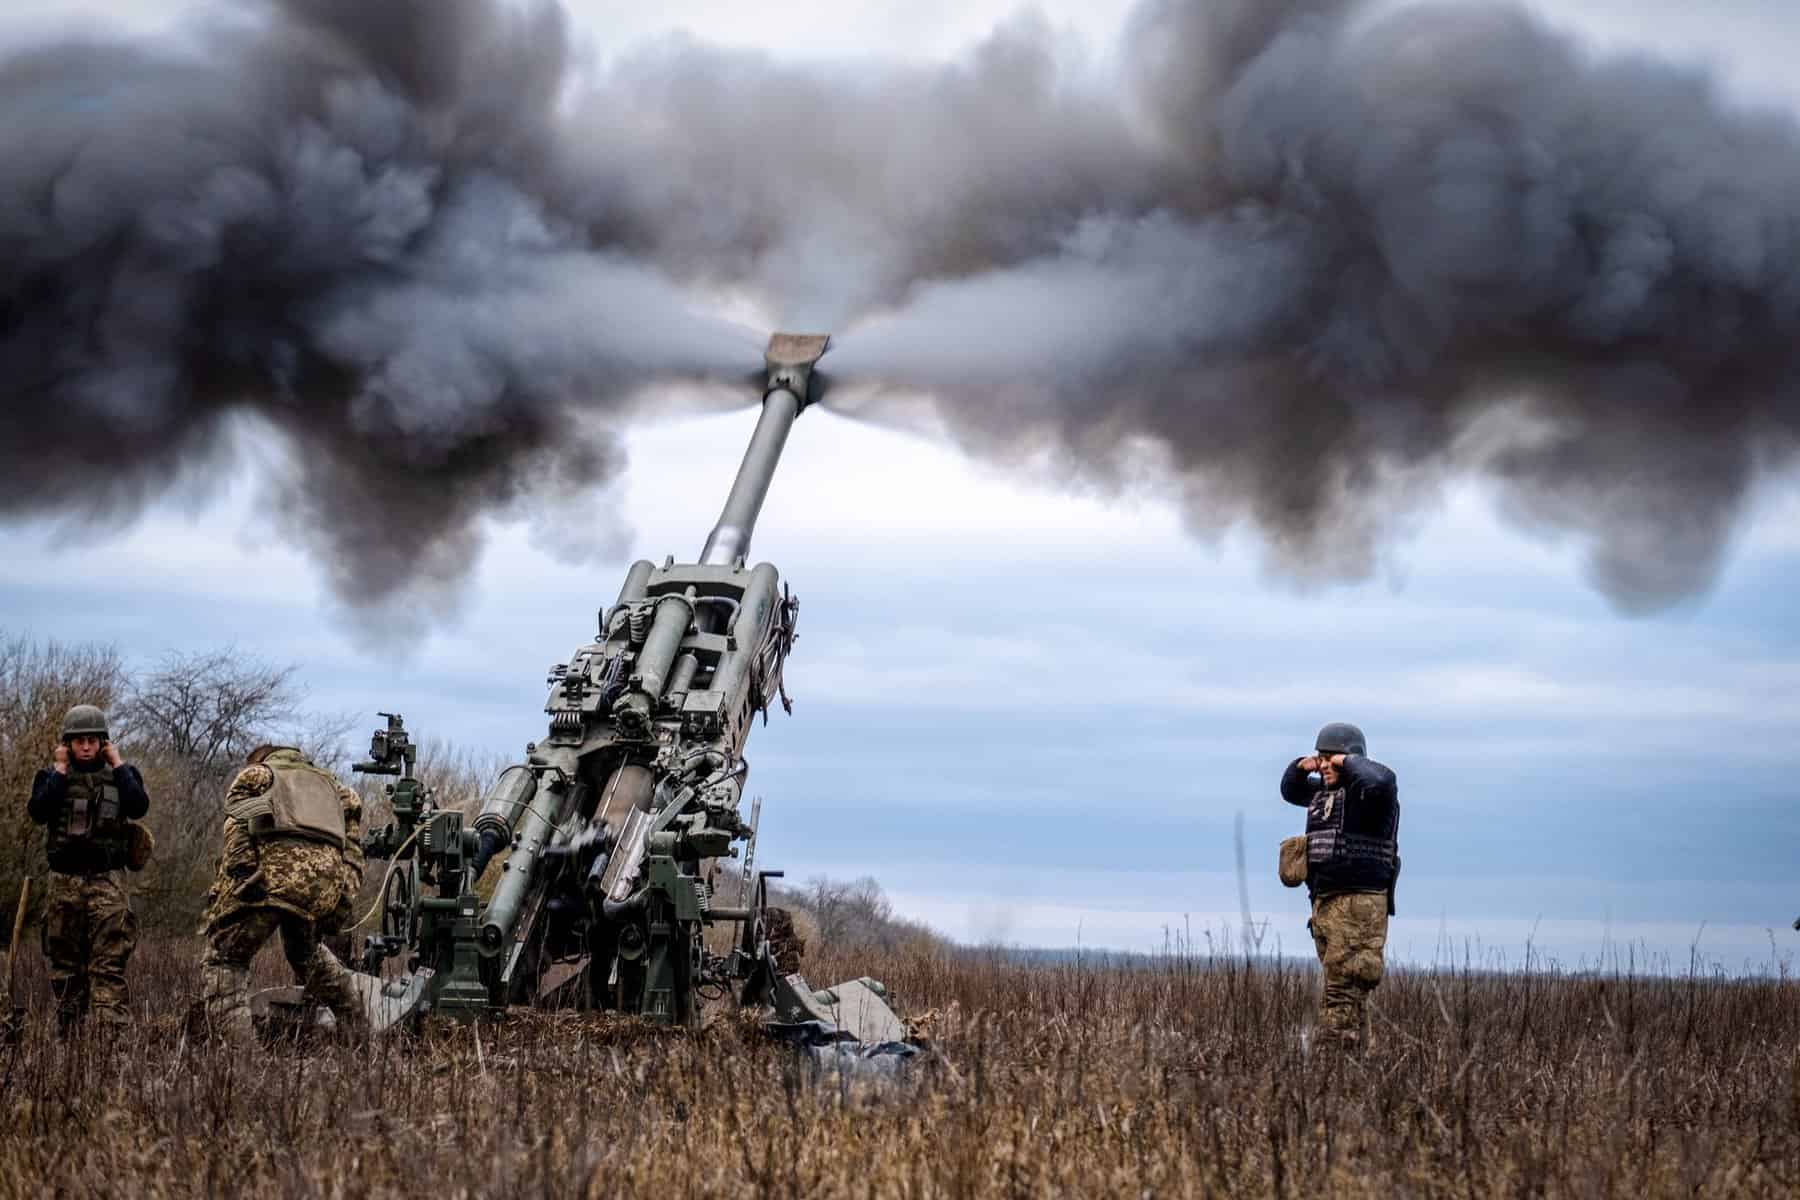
[{"left": 350, "top": 333, "right": 902, "bottom": 1041}]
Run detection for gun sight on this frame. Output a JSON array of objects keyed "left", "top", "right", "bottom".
[{"left": 353, "top": 711, "right": 415, "bottom": 776}]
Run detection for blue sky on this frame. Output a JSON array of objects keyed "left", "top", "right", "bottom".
[{"left": 3, "top": 0, "right": 1798, "bottom": 971}]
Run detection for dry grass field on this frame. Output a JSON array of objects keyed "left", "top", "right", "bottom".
[{"left": 2, "top": 936, "right": 1797, "bottom": 1198}]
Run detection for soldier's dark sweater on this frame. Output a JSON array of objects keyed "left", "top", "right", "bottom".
[{"left": 1280, "top": 755, "right": 1399, "bottom": 896}]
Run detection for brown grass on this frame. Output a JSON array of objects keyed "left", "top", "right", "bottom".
[{"left": 2, "top": 936, "right": 1797, "bottom": 1198}]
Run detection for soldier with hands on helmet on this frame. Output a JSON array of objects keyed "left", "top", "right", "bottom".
[
  {"left": 198, "top": 744, "right": 368, "bottom": 1042},
  {"left": 27, "top": 704, "right": 152, "bottom": 1032},
  {"left": 1280, "top": 721, "right": 1400, "bottom": 1051}
]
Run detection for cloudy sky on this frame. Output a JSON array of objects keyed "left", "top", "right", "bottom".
[{"left": 4, "top": 0, "right": 1797, "bottom": 972}]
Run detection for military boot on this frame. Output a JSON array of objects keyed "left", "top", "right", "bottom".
[
  {"left": 300, "top": 943, "right": 371, "bottom": 1040},
  {"left": 200, "top": 962, "right": 256, "bottom": 1045}
]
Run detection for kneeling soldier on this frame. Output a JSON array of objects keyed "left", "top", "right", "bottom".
[
  {"left": 28, "top": 705, "right": 150, "bottom": 1032},
  {"left": 199, "top": 744, "right": 367, "bottom": 1041},
  {"left": 1281, "top": 721, "right": 1400, "bottom": 1051}
]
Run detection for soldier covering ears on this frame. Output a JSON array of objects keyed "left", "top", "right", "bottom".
[
  {"left": 1280, "top": 721, "right": 1400, "bottom": 1051},
  {"left": 27, "top": 705, "right": 151, "bottom": 1032}
]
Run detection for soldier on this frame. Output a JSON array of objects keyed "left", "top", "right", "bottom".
[
  {"left": 27, "top": 704, "right": 150, "bottom": 1031},
  {"left": 1281, "top": 721, "right": 1400, "bottom": 1051},
  {"left": 198, "top": 744, "right": 368, "bottom": 1042}
]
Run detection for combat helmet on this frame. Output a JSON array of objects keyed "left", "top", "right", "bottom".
[
  {"left": 247, "top": 743, "right": 305, "bottom": 765},
  {"left": 60, "top": 704, "right": 109, "bottom": 742},
  {"left": 1314, "top": 721, "right": 1366, "bottom": 756}
]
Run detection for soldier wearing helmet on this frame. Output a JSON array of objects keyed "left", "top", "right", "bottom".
[
  {"left": 197, "top": 743, "right": 367, "bottom": 1042},
  {"left": 27, "top": 704, "right": 152, "bottom": 1032},
  {"left": 1280, "top": 721, "right": 1400, "bottom": 1051}
]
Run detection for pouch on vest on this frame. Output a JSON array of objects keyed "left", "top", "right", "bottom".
[
  {"left": 1278, "top": 835, "right": 1308, "bottom": 888},
  {"left": 67, "top": 790, "right": 92, "bottom": 837},
  {"left": 258, "top": 766, "right": 346, "bottom": 848},
  {"left": 51, "top": 769, "right": 129, "bottom": 871},
  {"left": 65, "top": 774, "right": 119, "bottom": 838}
]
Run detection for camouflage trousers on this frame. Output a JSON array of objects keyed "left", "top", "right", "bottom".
[
  {"left": 1308, "top": 891, "right": 1389, "bottom": 1050},
  {"left": 199, "top": 907, "right": 366, "bottom": 1043},
  {"left": 41, "top": 871, "right": 137, "bottom": 1031}
]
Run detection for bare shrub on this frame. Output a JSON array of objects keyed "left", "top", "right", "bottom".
[{"left": 787, "top": 875, "right": 945, "bottom": 954}]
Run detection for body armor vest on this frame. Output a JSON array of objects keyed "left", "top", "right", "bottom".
[
  {"left": 234, "top": 762, "right": 346, "bottom": 848},
  {"left": 1305, "top": 782, "right": 1399, "bottom": 892},
  {"left": 47, "top": 765, "right": 130, "bottom": 874}
]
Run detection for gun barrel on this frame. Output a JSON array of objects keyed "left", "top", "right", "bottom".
[{"left": 699, "top": 333, "right": 828, "bottom": 566}]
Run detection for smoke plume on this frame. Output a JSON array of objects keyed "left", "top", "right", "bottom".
[
  {"left": 818, "top": 0, "right": 1800, "bottom": 609},
  {"left": 6, "top": 0, "right": 1799, "bottom": 614},
  {"left": 0, "top": 0, "right": 755, "bottom": 615}
]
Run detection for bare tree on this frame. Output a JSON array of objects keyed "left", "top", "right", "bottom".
[
  {"left": 800, "top": 875, "right": 902, "bottom": 948},
  {"left": 117, "top": 649, "right": 300, "bottom": 772},
  {"left": 0, "top": 632, "right": 128, "bottom": 918}
]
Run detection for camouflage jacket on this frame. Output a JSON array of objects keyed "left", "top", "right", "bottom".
[{"left": 202, "top": 754, "right": 364, "bottom": 932}]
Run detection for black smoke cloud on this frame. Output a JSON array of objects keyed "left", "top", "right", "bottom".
[
  {"left": 822, "top": 0, "right": 1800, "bottom": 609},
  {"left": 6, "top": 0, "right": 1799, "bottom": 615},
  {"left": 0, "top": 0, "right": 755, "bottom": 616}
]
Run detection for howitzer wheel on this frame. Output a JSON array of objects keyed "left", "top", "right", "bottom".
[{"left": 381, "top": 861, "right": 418, "bottom": 947}]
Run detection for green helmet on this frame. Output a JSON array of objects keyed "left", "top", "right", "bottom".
[
  {"left": 60, "top": 704, "right": 109, "bottom": 742},
  {"left": 247, "top": 743, "right": 303, "bottom": 766},
  {"left": 1314, "top": 721, "right": 1366, "bottom": 756}
]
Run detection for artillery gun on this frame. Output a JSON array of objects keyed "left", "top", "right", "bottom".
[{"left": 347, "top": 335, "right": 907, "bottom": 1044}]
